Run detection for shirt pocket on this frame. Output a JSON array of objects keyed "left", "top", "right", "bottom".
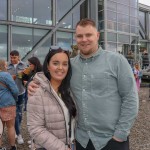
[{"left": 91, "top": 72, "right": 108, "bottom": 95}]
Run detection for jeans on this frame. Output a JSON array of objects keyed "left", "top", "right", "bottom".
[
  {"left": 15, "top": 93, "right": 25, "bottom": 135},
  {"left": 76, "top": 138, "right": 129, "bottom": 150}
]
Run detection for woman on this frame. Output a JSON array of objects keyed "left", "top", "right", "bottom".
[
  {"left": 22, "top": 56, "right": 42, "bottom": 111},
  {"left": 27, "top": 47, "right": 76, "bottom": 150},
  {"left": 0, "top": 59, "right": 19, "bottom": 150}
]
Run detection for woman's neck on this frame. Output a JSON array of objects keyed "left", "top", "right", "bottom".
[{"left": 50, "top": 80, "right": 61, "bottom": 93}]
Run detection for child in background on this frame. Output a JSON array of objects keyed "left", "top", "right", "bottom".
[{"left": 133, "top": 62, "right": 142, "bottom": 92}]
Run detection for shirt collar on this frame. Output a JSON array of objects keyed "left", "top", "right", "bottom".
[{"left": 79, "top": 46, "right": 102, "bottom": 62}]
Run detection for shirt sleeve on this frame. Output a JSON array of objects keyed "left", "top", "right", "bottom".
[{"left": 114, "top": 55, "right": 139, "bottom": 141}]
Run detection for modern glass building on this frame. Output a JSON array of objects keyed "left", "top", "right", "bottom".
[{"left": 0, "top": 0, "right": 143, "bottom": 64}]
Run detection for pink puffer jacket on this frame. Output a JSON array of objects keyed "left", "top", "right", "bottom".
[{"left": 27, "top": 72, "right": 68, "bottom": 150}]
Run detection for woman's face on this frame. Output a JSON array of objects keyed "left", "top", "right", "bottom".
[
  {"left": 48, "top": 52, "right": 69, "bottom": 83},
  {"left": 28, "top": 62, "right": 35, "bottom": 71}
]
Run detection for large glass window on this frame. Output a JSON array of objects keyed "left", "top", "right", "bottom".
[
  {"left": 130, "top": 8, "right": 138, "bottom": 17},
  {"left": 107, "top": 11, "right": 117, "bottom": 21},
  {"left": 12, "top": 0, "right": 32, "bottom": 23},
  {"left": 118, "top": 23, "right": 129, "bottom": 33},
  {"left": 34, "top": 0, "right": 52, "bottom": 25},
  {"left": 139, "top": 11, "right": 146, "bottom": 29},
  {"left": 0, "top": 25, "right": 7, "bottom": 60},
  {"left": 98, "top": 11, "right": 104, "bottom": 21},
  {"left": 107, "top": 21, "right": 117, "bottom": 31},
  {"left": 56, "top": 32, "right": 72, "bottom": 51},
  {"left": 130, "top": 17, "right": 138, "bottom": 26},
  {"left": 107, "top": 42, "right": 117, "bottom": 52},
  {"left": 118, "top": 14, "right": 129, "bottom": 24},
  {"left": 131, "top": 26, "right": 138, "bottom": 34},
  {"left": 107, "top": 1, "right": 116, "bottom": 11},
  {"left": 107, "top": 32, "right": 117, "bottom": 42},
  {"left": 98, "top": 21, "right": 104, "bottom": 30},
  {"left": 117, "top": 4, "right": 129, "bottom": 15},
  {"left": 12, "top": 26, "right": 33, "bottom": 58},
  {"left": 57, "top": 0, "right": 80, "bottom": 29},
  {"left": 130, "top": 0, "right": 138, "bottom": 8},
  {"left": 117, "top": 0, "right": 129, "bottom": 5},
  {"left": 118, "top": 34, "right": 130, "bottom": 43},
  {"left": 0, "top": 0, "right": 7, "bottom": 20}
]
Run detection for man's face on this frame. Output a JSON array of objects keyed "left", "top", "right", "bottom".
[
  {"left": 75, "top": 25, "right": 100, "bottom": 57},
  {"left": 10, "top": 55, "right": 19, "bottom": 64}
]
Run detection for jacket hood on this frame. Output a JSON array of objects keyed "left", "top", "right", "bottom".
[{"left": 33, "top": 72, "right": 52, "bottom": 92}]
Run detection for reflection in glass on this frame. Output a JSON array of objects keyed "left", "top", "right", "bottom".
[
  {"left": 57, "top": 0, "right": 80, "bottom": 29},
  {"left": 12, "top": 26, "right": 33, "bottom": 59},
  {"left": 118, "top": 23, "right": 129, "bottom": 33},
  {"left": 0, "top": 25, "right": 7, "bottom": 60},
  {"left": 107, "top": 32, "right": 117, "bottom": 42},
  {"left": 33, "top": 29, "right": 49, "bottom": 46},
  {"left": 107, "top": 11, "right": 116, "bottom": 21},
  {"left": 98, "top": 21, "right": 104, "bottom": 30},
  {"left": 131, "top": 26, "right": 138, "bottom": 34},
  {"left": 12, "top": 0, "right": 32, "bottom": 23},
  {"left": 118, "top": 14, "right": 129, "bottom": 24},
  {"left": 139, "top": 11, "right": 146, "bottom": 29},
  {"left": 33, "top": 38, "right": 51, "bottom": 63},
  {"left": 117, "top": 4, "right": 129, "bottom": 15},
  {"left": 98, "top": 11, "right": 104, "bottom": 21},
  {"left": 34, "top": 0, "right": 52, "bottom": 25},
  {"left": 130, "top": 0, "right": 138, "bottom": 7},
  {"left": 107, "top": 42, "right": 117, "bottom": 52},
  {"left": 56, "top": 31, "right": 72, "bottom": 51},
  {"left": 107, "top": 1, "right": 116, "bottom": 11},
  {"left": 117, "top": 0, "right": 129, "bottom": 5},
  {"left": 0, "top": 0, "right": 7, "bottom": 20},
  {"left": 130, "top": 17, "right": 138, "bottom": 26},
  {"left": 98, "top": 0, "right": 104, "bottom": 11},
  {"left": 107, "top": 21, "right": 116, "bottom": 30},
  {"left": 100, "top": 32, "right": 104, "bottom": 41},
  {"left": 131, "top": 36, "right": 138, "bottom": 44},
  {"left": 130, "top": 8, "right": 138, "bottom": 17},
  {"left": 57, "top": 0, "right": 72, "bottom": 23},
  {"left": 118, "top": 34, "right": 130, "bottom": 43}
]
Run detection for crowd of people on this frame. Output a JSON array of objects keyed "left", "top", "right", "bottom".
[{"left": 0, "top": 18, "right": 139, "bottom": 150}]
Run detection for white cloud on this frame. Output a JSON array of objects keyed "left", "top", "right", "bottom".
[{"left": 139, "top": 0, "right": 150, "bottom": 6}]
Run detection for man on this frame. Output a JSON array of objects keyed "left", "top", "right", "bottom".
[
  {"left": 28, "top": 19, "right": 139, "bottom": 150},
  {"left": 7, "top": 50, "right": 26, "bottom": 144}
]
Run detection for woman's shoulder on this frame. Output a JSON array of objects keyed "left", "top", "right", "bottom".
[{"left": 0, "top": 72, "right": 11, "bottom": 78}]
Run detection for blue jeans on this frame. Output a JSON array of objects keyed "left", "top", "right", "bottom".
[{"left": 15, "top": 93, "right": 25, "bottom": 135}]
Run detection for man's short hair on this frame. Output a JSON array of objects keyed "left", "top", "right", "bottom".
[
  {"left": 76, "top": 18, "right": 96, "bottom": 28},
  {"left": 10, "top": 50, "right": 19, "bottom": 56}
]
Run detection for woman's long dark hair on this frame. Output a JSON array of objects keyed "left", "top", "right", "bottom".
[
  {"left": 43, "top": 48, "right": 76, "bottom": 118},
  {"left": 28, "top": 57, "right": 43, "bottom": 73}
]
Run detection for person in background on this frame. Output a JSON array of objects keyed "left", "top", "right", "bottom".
[
  {"left": 0, "top": 59, "right": 19, "bottom": 150},
  {"left": 28, "top": 18, "right": 139, "bottom": 150},
  {"left": 27, "top": 47, "right": 76, "bottom": 150},
  {"left": 133, "top": 62, "right": 142, "bottom": 92},
  {"left": 7, "top": 50, "right": 26, "bottom": 144},
  {"left": 22, "top": 56, "right": 42, "bottom": 111}
]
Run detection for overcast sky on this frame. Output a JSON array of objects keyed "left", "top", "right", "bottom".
[{"left": 139, "top": 0, "right": 150, "bottom": 6}]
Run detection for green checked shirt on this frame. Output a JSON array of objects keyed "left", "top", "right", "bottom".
[{"left": 70, "top": 47, "right": 139, "bottom": 150}]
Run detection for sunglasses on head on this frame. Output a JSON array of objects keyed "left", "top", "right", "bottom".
[{"left": 49, "top": 45, "right": 69, "bottom": 52}]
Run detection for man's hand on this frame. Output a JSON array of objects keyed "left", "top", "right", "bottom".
[
  {"left": 112, "top": 136, "right": 124, "bottom": 142},
  {"left": 12, "top": 75, "right": 16, "bottom": 80},
  {"left": 27, "top": 81, "right": 39, "bottom": 96}
]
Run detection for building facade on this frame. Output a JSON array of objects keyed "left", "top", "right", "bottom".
[{"left": 0, "top": 0, "right": 144, "bottom": 64}]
